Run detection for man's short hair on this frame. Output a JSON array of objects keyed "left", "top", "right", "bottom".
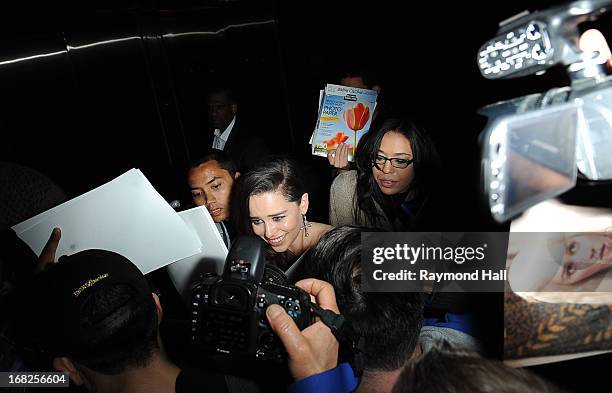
[
  {"left": 206, "top": 84, "right": 237, "bottom": 104},
  {"left": 0, "top": 162, "right": 67, "bottom": 230},
  {"left": 12, "top": 250, "right": 158, "bottom": 375},
  {"left": 393, "top": 343, "right": 567, "bottom": 393},
  {"left": 190, "top": 149, "right": 238, "bottom": 177},
  {"left": 338, "top": 62, "right": 381, "bottom": 89},
  {"left": 298, "top": 226, "right": 423, "bottom": 371}
]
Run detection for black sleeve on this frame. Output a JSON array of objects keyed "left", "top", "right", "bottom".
[{"left": 239, "top": 136, "right": 269, "bottom": 172}]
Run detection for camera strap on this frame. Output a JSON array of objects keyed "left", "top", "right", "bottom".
[{"left": 309, "top": 302, "right": 365, "bottom": 378}]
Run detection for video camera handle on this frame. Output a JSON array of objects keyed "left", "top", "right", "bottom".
[
  {"left": 479, "top": 0, "right": 612, "bottom": 79},
  {"left": 527, "top": 0, "right": 611, "bottom": 65},
  {"left": 309, "top": 302, "right": 365, "bottom": 378}
]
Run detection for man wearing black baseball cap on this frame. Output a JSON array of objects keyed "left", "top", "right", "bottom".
[
  {"left": 10, "top": 246, "right": 356, "bottom": 393},
  {"left": 11, "top": 248, "right": 228, "bottom": 392}
]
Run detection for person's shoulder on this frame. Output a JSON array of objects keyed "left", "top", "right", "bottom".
[
  {"left": 233, "top": 119, "right": 266, "bottom": 144},
  {"left": 233, "top": 115, "right": 255, "bottom": 134},
  {"left": 312, "top": 222, "right": 332, "bottom": 238},
  {"left": 331, "top": 170, "right": 357, "bottom": 190},
  {"left": 419, "top": 325, "right": 483, "bottom": 354}
]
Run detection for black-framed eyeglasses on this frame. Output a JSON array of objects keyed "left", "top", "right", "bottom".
[{"left": 372, "top": 154, "right": 414, "bottom": 170}]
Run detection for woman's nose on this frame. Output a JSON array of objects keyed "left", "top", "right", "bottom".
[
  {"left": 382, "top": 160, "right": 393, "bottom": 174},
  {"left": 265, "top": 222, "right": 276, "bottom": 238}
]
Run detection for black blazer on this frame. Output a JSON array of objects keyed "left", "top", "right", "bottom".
[
  {"left": 192, "top": 116, "right": 268, "bottom": 173},
  {"left": 222, "top": 116, "right": 268, "bottom": 173}
]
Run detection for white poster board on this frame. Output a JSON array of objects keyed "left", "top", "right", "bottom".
[{"left": 13, "top": 169, "right": 202, "bottom": 274}]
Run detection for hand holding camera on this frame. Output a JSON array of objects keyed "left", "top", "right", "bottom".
[{"left": 266, "top": 278, "right": 340, "bottom": 381}]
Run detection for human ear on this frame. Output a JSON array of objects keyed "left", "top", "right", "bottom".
[
  {"left": 53, "top": 357, "right": 84, "bottom": 386},
  {"left": 299, "top": 193, "right": 309, "bottom": 215},
  {"left": 152, "top": 292, "right": 163, "bottom": 324},
  {"left": 234, "top": 171, "right": 241, "bottom": 179}
]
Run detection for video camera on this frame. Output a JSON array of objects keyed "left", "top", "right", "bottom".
[
  {"left": 190, "top": 236, "right": 312, "bottom": 362},
  {"left": 479, "top": 0, "right": 612, "bottom": 222}
]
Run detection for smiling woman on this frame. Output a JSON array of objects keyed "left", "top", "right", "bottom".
[
  {"left": 232, "top": 157, "right": 331, "bottom": 268},
  {"left": 329, "top": 118, "right": 440, "bottom": 231}
]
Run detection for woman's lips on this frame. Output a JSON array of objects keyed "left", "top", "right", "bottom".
[
  {"left": 379, "top": 179, "right": 396, "bottom": 188},
  {"left": 573, "top": 262, "right": 610, "bottom": 283}
]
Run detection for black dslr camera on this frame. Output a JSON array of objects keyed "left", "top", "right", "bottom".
[{"left": 190, "top": 236, "right": 312, "bottom": 362}]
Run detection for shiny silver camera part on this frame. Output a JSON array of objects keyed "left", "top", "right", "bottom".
[
  {"left": 478, "top": 0, "right": 612, "bottom": 222},
  {"left": 478, "top": 0, "right": 612, "bottom": 79},
  {"left": 482, "top": 102, "right": 580, "bottom": 222}
]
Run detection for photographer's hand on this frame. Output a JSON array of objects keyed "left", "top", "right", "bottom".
[
  {"left": 266, "top": 278, "right": 340, "bottom": 381},
  {"left": 35, "top": 227, "right": 61, "bottom": 273}
]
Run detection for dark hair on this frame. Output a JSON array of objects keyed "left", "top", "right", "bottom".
[
  {"left": 299, "top": 226, "right": 423, "bottom": 371},
  {"left": 76, "top": 284, "right": 158, "bottom": 375},
  {"left": 0, "top": 161, "right": 66, "bottom": 230},
  {"left": 392, "top": 343, "right": 566, "bottom": 393},
  {"left": 206, "top": 85, "right": 237, "bottom": 105},
  {"left": 354, "top": 118, "right": 440, "bottom": 230},
  {"left": 338, "top": 62, "right": 380, "bottom": 89},
  {"left": 232, "top": 157, "right": 306, "bottom": 236},
  {"left": 190, "top": 149, "right": 238, "bottom": 178}
]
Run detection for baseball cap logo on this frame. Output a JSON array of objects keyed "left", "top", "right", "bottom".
[{"left": 73, "top": 273, "right": 109, "bottom": 297}]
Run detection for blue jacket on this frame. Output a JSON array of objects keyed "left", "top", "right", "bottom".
[{"left": 289, "top": 363, "right": 358, "bottom": 393}]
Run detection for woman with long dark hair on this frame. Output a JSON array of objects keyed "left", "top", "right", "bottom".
[
  {"left": 233, "top": 157, "right": 331, "bottom": 268},
  {"left": 329, "top": 118, "right": 440, "bottom": 231}
]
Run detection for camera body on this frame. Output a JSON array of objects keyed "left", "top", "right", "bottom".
[
  {"left": 190, "top": 236, "right": 312, "bottom": 362},
  {"left": 478, "top": 0, "right": 612, "bottom": 222}
]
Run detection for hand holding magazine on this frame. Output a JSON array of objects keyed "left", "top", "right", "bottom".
[{"left": 311, "top": 84, "right": 377, "bottom": 162}]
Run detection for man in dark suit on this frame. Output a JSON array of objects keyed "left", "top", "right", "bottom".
[{"left": 204, "top": 86, "right": 268, "bottom": 173}]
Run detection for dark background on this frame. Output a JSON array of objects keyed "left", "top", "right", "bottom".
[
  {"left": 2, "top": 1, "right": 611, "bottom": 391},
  {"left": 0, "top": 0, "right": 567, "bottom": 229}
]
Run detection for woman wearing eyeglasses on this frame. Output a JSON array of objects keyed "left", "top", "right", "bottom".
[{"left": 329, "top": 118, "right": 440, "bottom": 231}]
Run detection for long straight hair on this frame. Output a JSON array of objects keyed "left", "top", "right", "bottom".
[{"left": 354, "top": 118, "right": 439, "bottom": 229}]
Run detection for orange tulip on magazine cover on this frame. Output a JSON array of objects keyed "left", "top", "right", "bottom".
[
  {"left": 323, "top": 132, "right": 350, "bottom": 150},
  {"left": 343, "top": 102, "right": 370, "bottom": 157}
]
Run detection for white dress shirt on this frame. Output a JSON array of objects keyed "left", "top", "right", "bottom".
[
  {"left": 212, "top": 115, "right": 237, "bottom": 151},
  {"left": 215, "top": 221, "right": 230, "bottom": 247}
]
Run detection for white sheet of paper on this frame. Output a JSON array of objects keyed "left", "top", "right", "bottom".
[
  {"left": 167, "top": 206, "right": 229, "bottom": 302},
  {"left": 13, "top": 169, "right": 202, "bottom": 274}
]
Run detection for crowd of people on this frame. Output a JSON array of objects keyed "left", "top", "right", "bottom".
[{"left": 0, "top": 67, "right": 570, "bottom": 393}]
